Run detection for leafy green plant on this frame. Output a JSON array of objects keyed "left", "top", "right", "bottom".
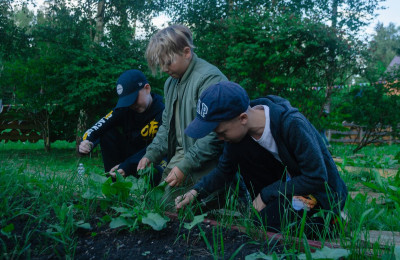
[
  {"left": 2, "top": 141, "right": 400, "bottom": 258},
  {"left": 80, "top": 165, "right": 170, "bottom": 231},
  {"left": 363, "top": 170, "right": 400, "bottom": 205}
]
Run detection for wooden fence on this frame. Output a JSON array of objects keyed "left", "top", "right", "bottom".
[
  {"left": 328, "top": 122, "right": 399, "bottom": 144},
  {"left": 0, "top": 105, "right": 41, "bottom": 143},
  {"left": 1, "top": 105, "right": 398, "bottom": 145}
]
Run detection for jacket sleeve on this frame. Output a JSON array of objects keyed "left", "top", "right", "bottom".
[
  {"left": 260, "top": 116, "right": 328, "bottom": 204},
  {"left": 118, "top": 147, "right": 147, "bottom": 174},
  {"left": 143, "top": 92, "right": 170, "bottom": 164},
  {"left": 176, "top": 74, "right": 226, "bottom": 175},
  {"left": 193, "top": 143, "right": 238, "bottom": 199},
  {"left": 82, "top": 109, "right": 122, "bottom": 143}
]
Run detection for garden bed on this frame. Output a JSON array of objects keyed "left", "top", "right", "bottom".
[{"left": 74, "top": 219, "right": 264, "bottom": 260}]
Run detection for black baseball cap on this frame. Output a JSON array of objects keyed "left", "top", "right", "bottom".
[
  {"left": 184, "top": 81, "right": 250, "bottom": 139},
  {"left": 115, "top": 70, "right": 148, "bottom": 109}
]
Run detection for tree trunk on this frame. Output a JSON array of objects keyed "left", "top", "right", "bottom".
[
  {"left": 93, "top": 0, "right": 105, "bottom": 43},
  {"left": 76, "top": 109, "right": 88, "bottom": 154},
  {"left": 331, "top": 0, "right": 339, "bottom": 29},
  {"left": 320, "top": 0, "right": 339, "bottom": 127},
  {"left": 43, "top": 111, "right": 50, "bottom": 152}
]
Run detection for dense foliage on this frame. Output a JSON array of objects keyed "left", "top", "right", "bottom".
[{"left": 0, "top": 0, "right": 399, "bottom": 151}]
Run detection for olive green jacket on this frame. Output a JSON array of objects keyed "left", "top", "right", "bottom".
[{"left": 144, "top": 53, "right": 227, "bottom": 176}]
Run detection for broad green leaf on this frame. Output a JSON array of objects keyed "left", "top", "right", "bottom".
[
  {"left": 90, "top": 173, "right": 108, "bottom": 184},
  {"left": 149, "top": 184, "right": 167, "bottom": 203},
  {"left": 131, "top": 178, "right": 146, "bottom": 192},
  {"left": 109, "top": 217, "right": 131, "bottom": 229},
  {"left": 115, "top": 171, "right": 125, "bottom": 182},
  {"left": 102, "top": 178, "right": 117, "bottom": 196},
  {"left": 157, "top": 181, "right": 168, "bottom": 189},
  {"left": 184, "top": 214, "right": 207, "bottom": 230},
  {"left": 298, "top": 247, "right": 350, "bottom": 260},
  {"left": 125, "top": 175, "right": 138, "bottom": 183},
  {"left": 112, "top": 181, "right": 133, "bottom": 190},
  {"left": 245, "top": 252, "right": 277, "bottom": 260},
  {"left": 1, "top": 223, "right": 14, "bottom": 233},
  {"left": 111, "top": 207, "right": 130, "bottom": 213},
  {"left": 75, "top": 220, "right": 91, "bottom": 229},
  {"left": 142, "top": 213, "right": 169, "bottom": 231},
  {"left": 82, "top": 188, "right": 102, "bottom": 199}
]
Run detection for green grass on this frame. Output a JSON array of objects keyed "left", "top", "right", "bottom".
[{"left": 1, "top": 140, "right": 400, "bottom": 259}]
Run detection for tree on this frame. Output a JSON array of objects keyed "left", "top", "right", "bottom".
[
  {"left": 171, "top": 9, "right": 361, "bottom": 130},
  {"left": 166, "top": 0, "right": 381, "bottom": 130},
  {"left": 1, "top": 0, "right": 165, "bottom": 151},
  {"left": 362, "top": 22, "right": 400, "bottom": 82},
  {"left": 340, "top": 81, "right": 400, "bottom": 153}
]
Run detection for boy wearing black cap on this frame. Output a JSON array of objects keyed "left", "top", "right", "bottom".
[
  {"left": 79, "top": 69, "right": 165, "bottom": 179},
  {"left": 176, "top": 81, "right": 347, "bottom": 232}
]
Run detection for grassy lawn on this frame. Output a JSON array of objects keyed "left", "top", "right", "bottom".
[{"left": 0, "top": 140, "right": 399, "bottom": 259}]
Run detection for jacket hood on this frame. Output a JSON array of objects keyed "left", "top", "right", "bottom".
[{"left": 250, "top": 95, "right": 298, "bottom": 138}]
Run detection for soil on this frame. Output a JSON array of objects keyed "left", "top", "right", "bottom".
[
  {"left": 2, "top": 213, "right": 278, "bottom": 260},
  {"left": 73, "top": 220, "right": 269, "bottom": 260}
]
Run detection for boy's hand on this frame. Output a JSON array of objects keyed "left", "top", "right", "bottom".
[
  {"left": 253, "top": 193, "right": 266, "bottom": 212},
  {"left": 79, "top": 140, "right": 93, "bottom": 154},
  {"left": 165, "top": 166, "right": 185, "bottom": 187},
  {"left": 137, "top": 157, "right": 151, "bottom": 170},
  {"left": 109, "top": 164, "right": 125, "bottom": 178},
  {"left": 175, "top": 189, "right": 198, "bottom": 210}
]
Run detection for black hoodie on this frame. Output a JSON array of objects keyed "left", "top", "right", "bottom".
[
  {"left": 82, "top": 93, "right": 165, "bottom": 173},
  {"left": 194, "top": 95, "right": 347, "bottom": 213}
]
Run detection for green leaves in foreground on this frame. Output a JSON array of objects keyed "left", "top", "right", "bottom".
[
  {"left": 362, "top": 170, "right": 400, "bottom": 205},
  {"left": 109, "top": 216, "right": 134, "bottom": 229},
  {"left": 1, "top": 223, "right": 15, "bottom": 238},
  {"left": 184, "top": 213, "right": 207, "bottom": 230},
  {"left": 245, "top": 252, "right": 278, "bottom": 260},
  {"left": 297, "top": 247, "right": 351, "bottom": 259},
  {"left": 142, "top": 212, "right": 170, "bottom": 231},
  {"left": 245, "top": 247, "right": 350, "bottom": 260},
  {"left": 108, "top": 205, "right": 170, "bottom": 231},
  {"left": 102, "top": 173, "right": 132, "bottom": 201},
  {"left": 80, "top": 167, "right": 170, "bottom": 231}
]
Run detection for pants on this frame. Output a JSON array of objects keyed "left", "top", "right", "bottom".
[
  {"left": 257, "top": 195, "right": 335, "bottom": 239},
  {"left": 98, "top": 128, "right": 162, "bottom": 186}
]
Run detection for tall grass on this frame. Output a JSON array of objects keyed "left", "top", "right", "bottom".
[{"left": 1, "top": 140, "right": 399, "bottom": 259}]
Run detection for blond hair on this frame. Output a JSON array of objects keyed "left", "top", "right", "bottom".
[{"left": 146, "top": 24, "right": 195, "bottom": 75}]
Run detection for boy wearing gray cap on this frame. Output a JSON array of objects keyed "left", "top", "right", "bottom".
[
  {"left": 176, "top": 81, "right": 347, "bottom": 233},
  {"left": 79, "top": 69, "right": 165, "bottom": 180}
]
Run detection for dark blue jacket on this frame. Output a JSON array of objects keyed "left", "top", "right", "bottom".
[{"left": 194, "top": 95, "right": 347, "bottom": 212}]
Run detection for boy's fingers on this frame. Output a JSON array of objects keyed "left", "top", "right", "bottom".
[
  {"left": 137, "top": 158, "right": 150, "bottom": 170},
  {"left": 176, "top": 197, "right": 188, "bottom": 210},
  {"left": 176, "top": 201, "right": 186, "bottom": 210},
  {"left": 175, "top": 196, "right": 184, "bottom": 208}
]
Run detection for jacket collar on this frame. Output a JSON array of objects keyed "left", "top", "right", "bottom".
[{"left": 179, "top": 52, "right": 198, "bottom": 84}]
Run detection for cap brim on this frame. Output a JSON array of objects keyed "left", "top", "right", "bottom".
[
  {"left": 115, "top": 91, "right": 139, "bottom": 109},
  {"left": 184, "top": 118, "right": 219, "bottom": 139}
]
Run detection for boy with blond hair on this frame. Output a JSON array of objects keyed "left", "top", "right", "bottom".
[{"left": 138, "top": 25, "right": 242, "bottom": 205}]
